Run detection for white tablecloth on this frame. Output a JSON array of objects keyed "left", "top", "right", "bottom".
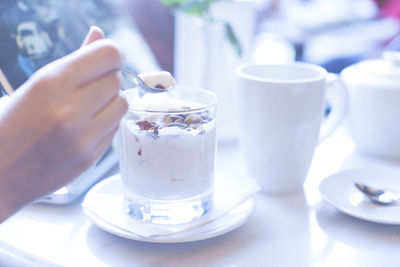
[{"left": 0, "top": 128, "right": 400, "bottom": 267}]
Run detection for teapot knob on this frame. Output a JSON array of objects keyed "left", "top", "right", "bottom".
[{"left": 383, "top": 51, "right": 400, "bottom": 67}]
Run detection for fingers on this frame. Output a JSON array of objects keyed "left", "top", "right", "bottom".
[
  {"left": 74, "top": 127, "right": 118, "bottom": 179},
  {"left": 90, "top": 126, "right": 118, "bottom": 164},
  {"left": 91, "top": 94, "right": 128, "bottom": 139},
  {"left": 70, "top": 94, "right": 126, "bottom": 166},
  {"left": 60, "top": 39, "right": 125, "bottom": 88},
  {"left": 81, "top": 26, "right": 105, "bottom": 47},
  {"left": 73, "top": 70, "right": 121, "bottom": 116},
  {"left": 28, "top": 28, "right": 124, "bottom": 97}
]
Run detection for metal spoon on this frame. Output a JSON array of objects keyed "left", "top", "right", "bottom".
[
  {"left": 121, "top": 68, "right": 168, "bottom": 95},
  {"left": 353, "top": 182, "right": 400, "bottom": 205}
]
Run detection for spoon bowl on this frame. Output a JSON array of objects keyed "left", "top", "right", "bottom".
[
  {"left": 121, "top": 69, "right": 169, "bottom": 95},
  {"left": 354, "top": 182, "right": 400, "bottom": 205}
]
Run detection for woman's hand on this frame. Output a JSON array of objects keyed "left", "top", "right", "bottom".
[{"left": 0, "top": 27, "right": 128, "bottom": 222}]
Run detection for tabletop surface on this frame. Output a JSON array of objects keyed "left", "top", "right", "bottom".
[{"left": 0, "top": 128, "right": 400, "bottom": 267}]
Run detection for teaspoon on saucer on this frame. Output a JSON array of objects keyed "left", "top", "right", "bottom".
[{"left": 354, "top": 182, "right": 400, "bottom": 205}]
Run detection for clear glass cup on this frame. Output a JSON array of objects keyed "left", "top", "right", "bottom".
[{"left": 118, "top": 86, "right": 217, "bottom": 224}]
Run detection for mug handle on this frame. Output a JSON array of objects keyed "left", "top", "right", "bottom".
[{"left": 318, "top": 73, "right": 348, "bottom": 143}]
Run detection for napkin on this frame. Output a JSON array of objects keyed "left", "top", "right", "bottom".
[{"left": 82, "top": 173, "right": 260, "bottom": 238}]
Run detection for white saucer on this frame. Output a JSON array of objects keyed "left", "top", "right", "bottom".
[
  {"left": 82, "top": 174, "right": 256, "bottom": 243},
  {"left": 319, "top": 168, "right": 400, "bottom": 225}
]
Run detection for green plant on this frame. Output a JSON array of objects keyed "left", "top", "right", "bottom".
[{"left": 159, "top": 0, "right": 242, "bottom": 56}]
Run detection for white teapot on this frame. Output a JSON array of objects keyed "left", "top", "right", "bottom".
[{"left": 341, "top": 51, "right": 400, "bottom": 158}]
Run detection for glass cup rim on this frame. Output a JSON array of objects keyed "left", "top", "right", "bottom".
[{"left": 123, "top": 86, "right": 218, "bottom": 114}]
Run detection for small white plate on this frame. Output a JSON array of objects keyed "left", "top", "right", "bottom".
[
  {"left": 82, "top": 174, "right": 256, "bottom": 243},
  {"left": 319, "top": 168, "right": 400, "bottom": 225}
]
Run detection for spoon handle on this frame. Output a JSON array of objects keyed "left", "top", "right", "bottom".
[{"left": 354, "top": 182, "right": 400, "bottom": 205}]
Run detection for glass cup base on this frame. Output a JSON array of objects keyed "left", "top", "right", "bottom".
[{"left": 124, "top": 191, "right": 213, "bottom": 225}]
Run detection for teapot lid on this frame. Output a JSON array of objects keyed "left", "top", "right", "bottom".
[{"left": 342, "top": 51, "right": 400, "bottom": 86}]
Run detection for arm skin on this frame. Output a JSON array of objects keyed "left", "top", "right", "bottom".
[{"left": 0, "top": 27, "right": 128, "bottom": 223}]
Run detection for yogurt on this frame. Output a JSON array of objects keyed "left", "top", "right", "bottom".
[{"left": 138, "top": 71, "right": 176, "bottom": 89}]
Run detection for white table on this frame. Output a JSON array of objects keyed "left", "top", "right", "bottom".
[{"left": 1, "top": 128, "right": 400, "bottom": 267}]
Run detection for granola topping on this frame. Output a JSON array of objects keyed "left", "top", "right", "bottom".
[
  {"left": 136, "top": 120, "right": 156, "bottom": 131},
  {"left": 134, "top": 106, "right": 213, "bottom": 138}
]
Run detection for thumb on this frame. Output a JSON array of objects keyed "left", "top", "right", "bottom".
[{"left": 81, "top": 26, "right": 105, "bottom": 47}]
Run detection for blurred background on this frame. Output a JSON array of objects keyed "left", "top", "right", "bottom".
[
  {"left": 2, "top": 0, "right": 400, "bottom": 93},
  {"left": 124, "top": 0, "right": 400, "bottom": 74},
  {"left": 0, "top": 0, "right": 400, "bottom": 96}
]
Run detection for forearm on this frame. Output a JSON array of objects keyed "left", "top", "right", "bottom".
[
  {"left": 0, "top": 173, "right": 27, "bottom": 224},
  {"left": 0, "top": 190, "right": 22, "bottom": 224},
  {"left": 0, "top": 156, "right": 37, "bottom": 223}
]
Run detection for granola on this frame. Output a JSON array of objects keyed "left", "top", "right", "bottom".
[{"left": 135, "top": 106, "right": 213, "bottom": 138}]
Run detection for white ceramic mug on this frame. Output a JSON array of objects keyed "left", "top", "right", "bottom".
[
  {"left": 235, "top": 62, "right": 347, "bottom": 194},
  {"left": 341, "top": 51, "right": 400, "bottom": 159}
]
